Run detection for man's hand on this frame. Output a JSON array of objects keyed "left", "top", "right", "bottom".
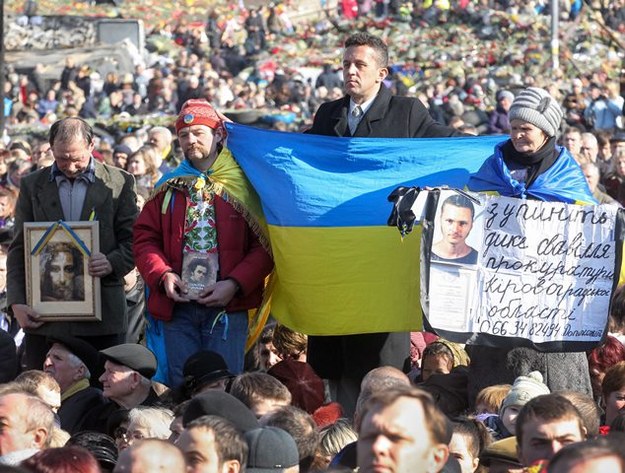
[
  {"left": 88, "top": 252, "right": 113, "bottom": 278},
  {"left": 197, "top": 279, "right": 238, "bottom": 307},
  {"left": 216, "top": 110, "right": 233, "bottom": 124},
  {"left": 12, "top": 304, "right": 44, "bottom": 329},
  {"left": 162, "top": 271, "right": 190, "bottom": 303}
]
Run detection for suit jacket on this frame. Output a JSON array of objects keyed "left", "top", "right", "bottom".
[
  {"left": 306, "top": 85, "right": 460, "bottom": 381},
  {"left": 308, "top": 84, "right": 463, "bottom": 138},
  {"left": 0, "top": 329, "right": 17, "bottom": 382},
  {"left": 7, "top": 161, "right": 138, "bottom": 337}
]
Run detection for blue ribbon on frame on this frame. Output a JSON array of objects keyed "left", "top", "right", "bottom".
[{"left": 30, "top": 220, "right": 92, "bottom": 257}]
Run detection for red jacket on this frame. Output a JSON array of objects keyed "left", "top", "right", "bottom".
[{"left": 133, "top": 188, "right": 273, "bottom": 321}]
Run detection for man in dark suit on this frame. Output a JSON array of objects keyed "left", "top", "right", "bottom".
[
  {"left": 8, "top": 117, "right": 138, "bottom": 369},
  {"left": 308, "top": 33, "right": 460, "bottom": 139},
  {"left": 307, "top": 32, "right": 462, "bottom": 415}
]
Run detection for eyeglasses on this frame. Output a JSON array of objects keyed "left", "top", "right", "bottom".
[{"left": 113, "top": 427, "right": 128, "bottom": 441}]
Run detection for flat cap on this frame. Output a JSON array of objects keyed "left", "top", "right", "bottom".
[
  {"left": 479, "top": 437, "right": 520, "bottom": 467},
  {"left": 245, "top": 427, "right": 299, "bottom": 473},
  {"left": 99, "top": 343, "right": 157, "bottom": 379},
  {"left": 183, "top": 390, "right": 259, "bottom": 432},
  {"left": 611, "top": 131, "right": 625, "bottom": 143}
]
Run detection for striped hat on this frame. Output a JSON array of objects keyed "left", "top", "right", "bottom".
[{"left": 508, "top": 87, "right": 563, "bottom": 137}]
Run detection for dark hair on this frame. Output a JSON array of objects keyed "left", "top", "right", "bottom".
[
  {"left": 451, "top": 417, "right": 492, "bottom": 460},
  {"left": 611, "top": 411, "right": 625, "bottom": 432},
  {"left": 610, "top": 285, "right": 625, "bottom": 334},
  {"left": 344, "top": 32, "right": 388, "bottom": 68},
  {"left": 272, "top": 324, "right": 307, "bottom": 359},
  {"left": 261, "top": 405, "right": 320, "bottom": 472},
  {"left": 21, "top": 446, "right": 100, "bottom": 473},
  {"left": 596, "top": 131, "right": 611, "bottom": 149},
  {"left": 39, "top": 241, "right": 85, "bottom": 301},
  {"left": 261, "top": 323, "right": 275, "bottom": 344},
  {"left": 187, "top": 258, "right": 209, "bottom": 274},
  {"left": 547, "top": 435, "right": 625, "bottom": 472},
  {"left": 563, "top": 126, "right": 583, "bottom": 137},
  {"left": 516, "top": 394, "right": 585, "bottom": 447},
  {"left": 229, "top": 371, "right": 292, "bottom": 408},
  {"left": 49, "top": 117, "right": 94, "bottom": 147},
  {"left": 186, "top": 415, "right": 248, "bottom": 467},
  {"left": 422, "top": 341, "right": 455, "bottom": 367},
  {"left": 441, "top": 194, "right": 475, "bottom": 219},
  {"left": 602, "top": 361, "right": 625, "bottom": 400}
]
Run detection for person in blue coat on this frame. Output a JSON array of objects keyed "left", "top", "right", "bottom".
[{"left": 467, "top": 87, "right": 596, "bottom": 405}]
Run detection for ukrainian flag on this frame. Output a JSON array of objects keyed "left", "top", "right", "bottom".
[{"left": 226, "top": 123, "right": 505, "bottom": 335}]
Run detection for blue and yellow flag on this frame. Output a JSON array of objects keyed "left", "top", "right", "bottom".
[{"left": 226, "top": 123, "right": 506, "bottom": 335}]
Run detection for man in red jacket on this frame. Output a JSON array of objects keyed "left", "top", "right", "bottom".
[{"left": 133, "top": 99, "right": 273, "bottom": 389}]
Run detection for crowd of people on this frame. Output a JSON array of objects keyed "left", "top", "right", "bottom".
[
  {"left": 3, "top": 1, "right": 625, "bottom": 472},
  {"left": 5, "top": 0, "right": 625, "bottom": 136}
]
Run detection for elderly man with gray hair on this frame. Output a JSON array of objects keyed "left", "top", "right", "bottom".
[
  {"left": 148, "top": 126, "right": 177, "bottom": 173},
  {"left": 81, "top": 343, "right": 160, "bottom": 435},
  {"left": 0, "top": 391, "right": 55, "bottom": 465},
  {"left": 580, "top": 132, "right": 600, "bottom": 164},
  {"left": 581, "top": 161, "right": 620, "bottom": 205},
  {"left": 43, "top": 335, "right": 106, "bottom": 434}
]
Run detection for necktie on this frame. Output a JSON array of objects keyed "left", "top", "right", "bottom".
[{"left": 349, "top": 106, "right": 363, "bottom": 134}]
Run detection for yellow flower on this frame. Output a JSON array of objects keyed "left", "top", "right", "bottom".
[{"left": 194, "top": 177, "right": 206, "bottom": 190}]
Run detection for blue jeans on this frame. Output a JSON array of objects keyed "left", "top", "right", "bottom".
[{"left": 163, "top": 302, "right": 247, "bottom": 389}]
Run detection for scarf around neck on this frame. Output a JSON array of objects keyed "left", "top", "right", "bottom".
[{"left": 153, "top": 147, "right": 270, "bottom": 254}]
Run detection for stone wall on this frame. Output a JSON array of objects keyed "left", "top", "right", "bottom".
[{"left": 5, "top": 15, "right": 98, "bottom": 51}]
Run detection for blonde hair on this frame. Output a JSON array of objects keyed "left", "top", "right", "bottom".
[
  {"left": 475, "top": 384, "right": 512, "bottom": 414},
  {"left": 318, "top": 418, "right": 358, "bottom": 458}
]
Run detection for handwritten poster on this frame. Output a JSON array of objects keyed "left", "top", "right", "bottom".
[{"left": 424, "top": 191, "right": 619, "bottom": 350}]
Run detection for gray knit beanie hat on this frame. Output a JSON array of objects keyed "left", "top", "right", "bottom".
[
  {"left": 499, "top": 371, "right": 550, "bottom": 417},
  {"left": 508, "top": 87, "right": 563, "bottom": 137}
]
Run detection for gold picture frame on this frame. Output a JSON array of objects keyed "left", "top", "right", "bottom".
[{"left": 24, "top": 221, "right": 101, "bottom": 321}]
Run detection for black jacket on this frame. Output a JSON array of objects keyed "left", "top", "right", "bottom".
[
  {"left": 0, "top": 329, "right": 17, "bottom": 383},
  {"left": 306, "top": 85, "right": 460, "bottom": 383},
  {"left": 308, "top": 85, "right": 463, "bottom": 138},
  {"left": 59, "top": 385, "right": 107, "bottom": 434}
]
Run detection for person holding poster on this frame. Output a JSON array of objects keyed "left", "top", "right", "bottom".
[
  {"left": 431, "top": 194, "right": 478, "bottom": 265},
  {"left": 466, "top": 87, "right": 597, "bottom": 404},
  {"left": 133, "top": 99, "right": 273, "bottom": 389}
]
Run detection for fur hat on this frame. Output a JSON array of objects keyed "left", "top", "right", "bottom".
[
  {"left": 175, "top": 99, "right": 222, "bottom": 134},
  {"left": 500, "top": 371, "right": 550, "bottom": 416},
  {"left": 508, "top": 87, "right": 563, "bottom": 137}
]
